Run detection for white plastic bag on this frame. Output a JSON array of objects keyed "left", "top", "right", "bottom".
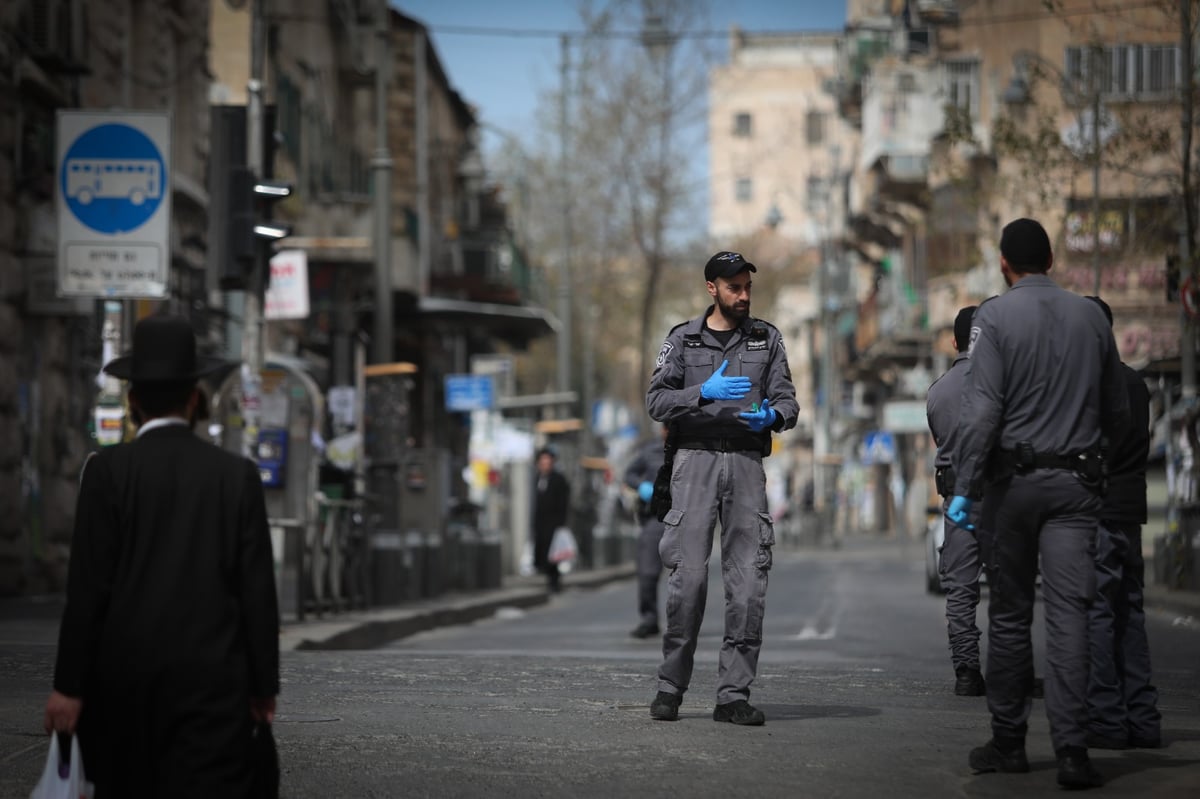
[
  {"left": 548, "top": 526, "right": 578, "bottom": 564},
  {"left": 29, "top": 734, "right": 94, "bottom": 799}
]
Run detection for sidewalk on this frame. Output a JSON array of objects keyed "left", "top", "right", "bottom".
[{"left": 279, "top": 562, "right": 636, "bottom": 652}]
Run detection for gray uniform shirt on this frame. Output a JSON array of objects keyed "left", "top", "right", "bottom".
[
  {"left": 926, "top": 353, "right": 969, "bottom": 471},
  {"left": 951, "top": 274, "right": 1130, "bottom": 498},
  {"left": 646, "top": 306, "right": 798, "bottom": 439}
]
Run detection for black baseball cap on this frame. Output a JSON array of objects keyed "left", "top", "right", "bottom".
[{"left": 704, "top": 251, "right": 757, "bottom": 282}]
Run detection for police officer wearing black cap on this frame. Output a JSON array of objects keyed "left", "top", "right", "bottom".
[
  {"left": 1083, "top": 296, "right": 1162, "bottom": 752},
  {"left": 926, "top": 305, "right": 987, "bottom": 697},
  {"left": 947, "top": 218, "right": 1129, "bottom": 788},
  {"left": 645, "top": 250, "right": 798, "bottom": 726}
]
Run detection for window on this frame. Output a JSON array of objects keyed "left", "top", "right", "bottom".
[
  {"left": 735, "top": 178, "right": 752, "bottom": 202},
  {"left": 733, "top": 112, "right": 752, "bottom": 137},
  {"left": 805, "top": 111, "right": 825, "bottom": 145},
  {"left": 1065, "top": 44, "right": 1182, "bottom": 99},
  {"left": 805, "top": 176, "right": 826, "bottom": 214},
  {"left": 943, "top": 59, "right": 979, "bottom": 116}
]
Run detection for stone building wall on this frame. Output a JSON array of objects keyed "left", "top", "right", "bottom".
[{"left": 0, "top": 0, "right": 213, "bottom": 595}]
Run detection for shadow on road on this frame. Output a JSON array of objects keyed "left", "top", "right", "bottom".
[{"left": 759, "top": 703, "right": 882, "bottom": 721}]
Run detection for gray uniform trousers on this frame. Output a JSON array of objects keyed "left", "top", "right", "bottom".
[
  {"left": 657, "top": 447, "right": 774, "bottom": 704},
  {"left": 981, "top": 469, "right": 1099, "bottom": 752},
  {"left": 939, "top": 507, "right": 986, "bottom": 672},
  {"left": 636, "top": 515, "right": 665, "bottom": 625},
  {"left": 1088, "top": 521, "right": 1161, "bottom": 742}
]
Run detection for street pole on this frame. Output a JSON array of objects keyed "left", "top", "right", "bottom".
[
  {"left": 1181, "top": 0, "right": 1197, "bottom": 401},
  {"left": 1091, "top": 57, "right": 1102, "bottom": 297},
  {"left": 372, "top": 0, "right": 394, "bottom": 364},
  {"left": 557, "top": 34, "right": 572, "bottom": 397},
  {"left": 241, "top": 0, "right": 266, "bottom": 460},
  {"left": 416, "top": 30, "right": 430, "bottom": 300}
]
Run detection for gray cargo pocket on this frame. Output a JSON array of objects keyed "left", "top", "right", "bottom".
[
  {"left": 659, "top": 508, "right": 685, "bottom": 568},
  {"left": 755, "top": 512, "right": 775, "bottom": 571}
]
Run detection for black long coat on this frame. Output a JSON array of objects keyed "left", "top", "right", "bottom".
[
  {"left": 53, "top": 424, "right": 280, "bottom": 797},
  {"left": 532, "top": 469, "right": 570, "bottom": 569}
]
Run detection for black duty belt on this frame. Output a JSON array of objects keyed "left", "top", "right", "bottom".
[
  {"left": 676, "top": 437, "right": 762, "bottom": 453},
  {"left": 995, "top": 448, "right": 1101, "bottom": 475}
]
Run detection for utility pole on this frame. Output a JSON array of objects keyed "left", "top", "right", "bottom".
[
  {"left": 416, "top": 32, "right": 430, "bottom": 299},
  {"left": 557, "top": 35, "right": 572, "bottom": 397},
  {"left": 1090, "top": 46, "right": 1102, "bottom": 297},
  {"left": 1181, "top": 0, "right": 1196, "bottom": 401},
  {"left": 240, "top": 0, "right": 266, "bottom": 460},
  {"left": 372, "top": 0, "right": 394, "bottom": 364}
]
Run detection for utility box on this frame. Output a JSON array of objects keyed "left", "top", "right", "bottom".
[{"left": 362, "top": 363, "right": 417, "bottom": 606}]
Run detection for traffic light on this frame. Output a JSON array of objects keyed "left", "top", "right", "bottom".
[
  {"left": 226, "top": 166, "right": 293, "bottom": 287},
  {"left": 208, "top": 104, "right": 292, "bottom": 291}
]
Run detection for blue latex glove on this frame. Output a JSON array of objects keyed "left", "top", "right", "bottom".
[
  {"left": 739, "top": 398, "right": 777, "bottom": 433},
  {"left": 700, "top": 359, "right": 751, "bottom": 401},
  {"left": 946, "top": 495, "right": 974, "bottom": 530},
  {"left": 637, "top": 481, "right": 654, "bottom": 502}
]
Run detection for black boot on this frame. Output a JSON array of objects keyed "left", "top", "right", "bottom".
[
  {"left": 1056, "top": 746, "right": 1104, "bottom": 789},
  {"left": 955, "top": 665, "right": 986, "bottom": 696},
  {"left": 969, "top": 738, "right": 1029, "bottom": 774},
  {"left": 650, "top": 691, "right": 680, "bottom": 721}
]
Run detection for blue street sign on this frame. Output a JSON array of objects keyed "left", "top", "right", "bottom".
[
  {"left": 60, "top": 124, "right": 166, "bottom": 234},
  {"left": 445, "top": 374, "right": 495, "bottom": 412},
  {"left": 56, "top": 111, "right": 172, "bottom": 298},
  {"left": 862, "top": 430, "right": 896, "bottom": 465}
]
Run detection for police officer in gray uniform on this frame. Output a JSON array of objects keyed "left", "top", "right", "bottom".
[
  {"left": 948, "top": 219, "right": 1129, "bottom": 789},
  {"left": 926, "top": 305, "right": 986, "bottom": 697},
  {"left": 624, "top": 425, "right": 668, "bottom": 639},
  {"left": 645, "top": 251, "right": 797, "bottom": 726},
  {"left": 1084, "top": 297, "right": 1162, "bottom": 751}
]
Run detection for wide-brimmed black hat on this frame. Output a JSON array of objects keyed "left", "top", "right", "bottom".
[{"left": 103, "top": 314, "right": 231, "bottom": 382}]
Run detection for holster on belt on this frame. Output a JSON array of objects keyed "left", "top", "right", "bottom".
[
  {"left": 934, "top": 466, "right": 955, "bottom": 498},
  {"left": 649, "top": 425, "right": 678, "bottom": 522},
  {"left": 993, "top": 441, "right": 1106, "bottom": 488}
]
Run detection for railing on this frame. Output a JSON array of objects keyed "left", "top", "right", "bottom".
[{"left": 297, "top": 493, "right": 369, "bottom": 620}]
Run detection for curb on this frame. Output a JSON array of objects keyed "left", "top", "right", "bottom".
[{"left": 283, "top": 562, "right": 637, "bottom": 652}]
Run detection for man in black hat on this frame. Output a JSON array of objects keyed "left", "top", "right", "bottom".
[
  {"left": 645, "top": 251, "right": 798, "bottom": 726},
  {"left": 43, "top": 314, "right": 280, "bottom": 797}
]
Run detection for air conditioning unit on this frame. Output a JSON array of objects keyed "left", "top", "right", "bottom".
[{"left": 914, "top": 0, "right": 959, "bottom": 24}]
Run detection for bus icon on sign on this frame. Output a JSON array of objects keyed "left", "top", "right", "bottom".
[
  {"left": 59, "top": 122, "right": 167, "bottom": 235},
  {"left": 66, "top": 158, "right": 161, "bottom": 206}
]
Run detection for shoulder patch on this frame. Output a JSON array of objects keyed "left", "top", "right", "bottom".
[
  {"left": 968, "top": 325, "right": 981, "bottom": 356},
  {"left": 655, "top": 341, "right": 674, "bottom": 368}
]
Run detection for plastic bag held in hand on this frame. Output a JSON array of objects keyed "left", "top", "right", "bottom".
[
  {"left": 638, "top": 481, "right": 654, "bottom": 502},
  {"left": 946, "top": 496, "right": 974, "bottom": 530},
  {"left": 739, "top": 398, "right": 776, "bottom": 433},
  {"left": 700, "top": 359, "right": 751, "bottom": 401},
  {"left": 30, "top": 734, "right": 94, "bottom": 799}
]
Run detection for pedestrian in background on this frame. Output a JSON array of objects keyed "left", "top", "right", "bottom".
[
  {"left": 43, "top": 314, "right": 280, "bottom": 798},
  {"left": 623, "top": 423, "right": 669, "bottom": 639},
  {"left": 645, "top": 250, "right": 798, "bottom": 726},
  {"left": 1084, "top": 296, "right": 1162, "bottom": 751},
  {"left": 948, "top": 219, "right": 1129, "bottom": 789},
  {"left": 926, "top": 304, "right": 986, "bottom": 697},
  {"left": 532, "top": 446, "right": 571, "bottom": 593}
]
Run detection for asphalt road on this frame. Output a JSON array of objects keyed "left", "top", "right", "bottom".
[
  {"left": 279, "top": 540, "right": 1200, "bottom": 798},
  {"left": 2, "top": 538, "right": 1198, "bottom": 797}
]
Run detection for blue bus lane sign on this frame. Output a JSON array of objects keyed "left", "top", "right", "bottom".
[{"left": 56, "top": 111, "right": 172, "bottom": 298}]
